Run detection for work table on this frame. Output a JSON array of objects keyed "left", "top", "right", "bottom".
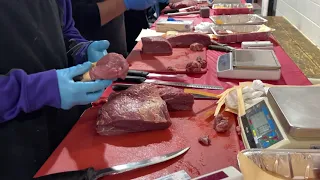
[{"left": 266, "top": 16, "right": 320, "bottom": 79}]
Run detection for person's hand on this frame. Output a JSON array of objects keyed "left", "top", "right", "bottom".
[
  {"left": 123, "top": 0, "right": 159, "bottom": 10},
  {"left": 56, "top": 62, "right": 112, "bottom": 110},
  {"left": 87, "top": 40, "right": 110, "bottom": 63}
]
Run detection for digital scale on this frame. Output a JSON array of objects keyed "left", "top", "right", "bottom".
[
  {"left": 239, "top": 86, "right": 320, "bottom": 149},
  {"left": 217, "top": 49, "right": 281, "bottom": 80}
]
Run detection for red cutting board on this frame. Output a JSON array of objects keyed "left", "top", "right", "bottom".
[
  {"left": 35, "top": 88, "right": 240, "bottom": 180},
  {"left": 127, "top": 41, "right": 207, "bottom": 73}
]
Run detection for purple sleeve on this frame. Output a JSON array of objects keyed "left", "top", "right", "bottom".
[
  {"left": 0, "top": 70, "right": 61, "bottom": 123},
  {"left": 59, "top": 0, "right": 92, "bottom": 65}
]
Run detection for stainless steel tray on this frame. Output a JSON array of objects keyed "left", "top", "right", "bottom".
[
  {"left": 212, "top": 3, "right": 253, "bottom": 9},
  {"left": 210, "top": 14, "right": 268, "bottom": 25},
  {"left": 211, "top": 24, "right": 274, "bottom": 36},
  {"left": 239, "top": 149, "right": 320, "bottom": 179}
]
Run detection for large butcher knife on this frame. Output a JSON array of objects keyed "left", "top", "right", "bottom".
[{"left": 34, "top": 147, "right": 190, "bottom": 180}]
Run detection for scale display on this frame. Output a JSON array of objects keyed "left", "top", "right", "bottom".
[
  {"left": 217, "top": 53, "right": 231, "bottom": 71},
  {"left": 241, "top": 100, "right": 283, "bottom": 148}
]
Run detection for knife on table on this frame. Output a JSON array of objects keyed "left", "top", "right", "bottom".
[
  {"left": 115, "top": 76, "right": 223, "bottom": 90},
  {"left": 127, "top": 70, "right": 186, "bottom": 79},
  {"left": 34, "top": 147, "right": 190, "bottom": 180},
  {"left": 112, "top": 84, "right": 219, "bottom": 100}
]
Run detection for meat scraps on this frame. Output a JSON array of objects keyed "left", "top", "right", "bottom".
[
  {"left": 96, "top": 84, "right": 172, "bottom": 136},
  {"left": 196, "top": 56, "right": 207, "bottom": 68},
  {"left": 213, "top": 114, "right": 230, "bottom": 133},
  {"left": 198, "top": 136, "right": 211, "bottom": 146},
  {"left": 89, "top": 53, "right": 129, "bottom": 80},
  {"left": 186, "top": 61, "right": 202, "bottom": 73},
  {"left": 169, "top": 0, "right": 197, "bottom": 9},
  {"left": 157, "top": 85, "right": 194, "bottom": 111},
  {"left": 141, "top": 36, "right": 173, "bottom": 55},
  {"left": 167, "top": 33, "right": 211, "bottom": 48},
  {"left": 190, "top": 43, "right": 204, "bottom": 51}
]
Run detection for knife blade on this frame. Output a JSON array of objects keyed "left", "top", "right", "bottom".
[
  {"left": 115, "top": 76, "right": 223, "bottom": 90},
  {"left": 34, "top": 147, "right": 190, "bottom": 180},
  {"left": 127, "top": 70, "right": 186, "bottom": 79},
  {"left": 112, "top": 84, "right": 219, "bottom": 100}
]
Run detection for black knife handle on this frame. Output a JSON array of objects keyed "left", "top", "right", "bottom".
[
  {"left": 33, "top": 168, "right": 96, "bottom": 180},
  {"left": 115, "top": 76, "right": 146, "bottom": 83},
  {"left": 163, "top": 9, "right": 179, "bottom": 14},
  {"left": 208, "top": 45, "right": 232, "bottom": 52},
  {"left": 112, "top": 84, "right": 132, "bottom": 91},
  {"left": 127, "top": 70, "right": 149, "bottom": 77}
]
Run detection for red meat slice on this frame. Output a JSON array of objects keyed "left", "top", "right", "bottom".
[
  {"left": 96, "top": 84, "right": 172, "bottom": 136},
  {"left": 89, "top": 53, "right": 129, "bottom": 80},
  {"left": 157, "top": 85, "right": 194, "bottom": 111},
  {"left": 141, "top": 36, "right": 173, "bottom": 55},
  {"left": 169, "top": 0, "right": 197, "bottom": 9},
  {"left": 167, "top": 33, "right": 211, "bottom": 48}
]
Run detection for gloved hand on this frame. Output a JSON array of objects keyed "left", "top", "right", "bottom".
[
  {"left": 56, "top": 62, "right": 112, "bottom": 110},
  {"left": 123, "top": 0, "right": 159, "bottom": 10},
  {"left": 87, "top": 40, "right": 110, "bottom": 63}
]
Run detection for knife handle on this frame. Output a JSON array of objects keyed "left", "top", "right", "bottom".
[
  {"left": 115, "top": 76, "right": 146, "bottom": 83},
  {"left": 127, "top": 70, "right": 149, "bottom": 77},
  {"left": 33, "top": 168, "right": 96, "bottom": 180},
  {"left": 208, "top": 45, "right": 232, "bottom": 52},
  {"left": 163, "top": 9, "right": 179, "bottom": 14},
  {"left": 112, "top": 84, "right": 132, "bottom": 91}
]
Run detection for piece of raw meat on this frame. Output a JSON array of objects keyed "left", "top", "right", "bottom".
[
  {"left": 186, "top": 61, "right": 202, "bottom": 73},
  {"left": 190, "top": 43, "right": 204, "bottom": 51},
  {"left": 167, "top": 33, "right": 211, "bottom": 48},
  {"left": 157, "top": 85, "right": 194, "bottom": 111},
  {"left": 198, "top": 136, "right": 211, "bottom": 146},
  {"left": 169, "top": 0, "right": 197, "bottom": 9},
  {"left": 213, "top": 114, "right": 230, "bottom": 133},
  {"left": 141, "top": 36, "right": 173, "bottom": 55},
  {"left": 87, "top": 53, "right": 129, "bottom": 81},
  {"left": 96, "top": 84, "right": 171, "bottom": 136},
  {"left": 196, "top": 56, "right": 207, "bottom": 68},
  {"left": 167, "top": 66, "right": 177, "bottom": 71}
]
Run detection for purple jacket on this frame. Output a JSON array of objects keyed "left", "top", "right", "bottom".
[{"left": 0, "top": 0, "right": 90, "bottom": 122}]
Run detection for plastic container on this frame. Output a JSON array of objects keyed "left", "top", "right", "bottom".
[
  {"left": 210, "top": 14, "right": 268, "bottom": 26},
  {"left": 239, "top": 149, "right": 320, "bottom": 179},
  {"left": 211, "top": 24, "right": 274, "bottom": 43},
  {"left": 212, "top": 3, "right": 253, "bottom": 15}
]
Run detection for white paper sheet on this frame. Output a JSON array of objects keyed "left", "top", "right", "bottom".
[{"left": 135, "top": 29, "right": 165, "bottom": 42}]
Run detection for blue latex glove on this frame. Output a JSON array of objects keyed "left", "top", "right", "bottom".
[
  {"left": 56, "top": 62, "right": 112, "bottom": 110},
  {"left": 123, "top": 0, "right": 158, "bottom": 10},
  {"left": 87, "top": 40, "right": 110, "bottom": 63}
]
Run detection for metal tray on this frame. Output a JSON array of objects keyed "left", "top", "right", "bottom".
[
  {"left": 239, "top": 149, "right": 320, "bottom": 179},
  {"left": 211, "top": 24, "right": 274, "bottom": 43},
  {"left": 210, "top": 14, "right": 268, "bottom": 25},
  {"left": 212, "top": 3, "right": 253, "bottom": 9}
]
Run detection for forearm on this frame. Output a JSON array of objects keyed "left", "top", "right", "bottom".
[
  {"left": 97, "top": 0, "right": 126, "bottom": 26},
  {"left": 0, "top": 70, "right": 60, "bottom": 122}
]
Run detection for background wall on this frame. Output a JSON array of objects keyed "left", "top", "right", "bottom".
[{"left": 275, "top": 0, "right": 320, "bottom": 47}]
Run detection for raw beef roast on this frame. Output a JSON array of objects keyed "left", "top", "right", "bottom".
[
  {"left": 96, "top": 84, "right": 171, "bottom": 136},
  {"left": 157, "top": 85, "right": 194, "bottom": 111},
  {"left": 169, "top": 0, "right": 197, "bottom": 9},
  {"left": 167, "top": 33, "right": 211, "bottom": 48},
  {"left": 141, "top": 36, "right": 173, "bottom": 54},
  {"left": 186, "top": 61, "right": 202, "bottom": 73},
  {"left": 190, "top": 43, "right": 204, "bottom": 51},
  {"left": 89, "top": 53, "right": 129, "bottom": 80}
]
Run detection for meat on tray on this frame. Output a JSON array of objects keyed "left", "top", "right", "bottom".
[
  {"left": 85, "top": 53, "right": 129, "bottom": 81},
  {"left": 213, "top": 114, "right": 231, "bottom": 133},
  {"left": 141, "top": 36, "right": 173, "bottom": 55},
  {"left": 190, "top": 43, "right": 204, "bottom": 52},
  {"left": 167, "top": 33, "right": 211, "bottom": 48},
  {"left": 157, "top": 85, "right": 194, "bottom": 111},
  {"left": 96, "top": 84, "right": 172, "bottom": 136},
  {"left": 169, "top": 0, "right": 197, "bottom": 9},
  {"left": 186, "top": 61, "right": 202, "bottom": 73}
]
